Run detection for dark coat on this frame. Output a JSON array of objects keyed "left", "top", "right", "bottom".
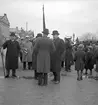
[
  {"left": 3, "top": 40, "right": 20, "bottom": 70},
  {"left": 32, "top": 39, "right": 37, "bottom": 70},
  {"left": 65, "top": 42, "right": 73, "bottom": 66},
  {"left": 93, "top": 49, "right": 98, "bottom": 72},
  {"left": 74, "top": 50, "right": 85, "bottom": 71},
  {"left": 51, "top": 38, "right": 65, "bottom": 72},
  {"left": 85, "top": 51, "right": 94, "bottom": 70},
  {"left": 33, "top": 36, "right": 55, "bottom": 73}
]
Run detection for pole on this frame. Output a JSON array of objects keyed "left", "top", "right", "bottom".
[
  {"left": 0, "top": 49, "right": 5, "bottom": 77},
  {"left": 26, "top": 22, "right": 28, "bottom": 32},
  {"left": 42, "top": 4, "right": 46, "bottom": 31}
]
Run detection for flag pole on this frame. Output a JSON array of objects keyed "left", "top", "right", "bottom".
[{"left": 42, "top": 4, "right": 46, "bottom": 31}]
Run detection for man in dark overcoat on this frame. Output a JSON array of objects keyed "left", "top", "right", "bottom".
[
  {"left": 33, "top": 29, "right": 55, "bottom": 86},
  {"left": 1, "top": 32, "right": 20, "bottom": 78},
  {"left": 51, "top": 30, "right": 65, "bottom": 84}
]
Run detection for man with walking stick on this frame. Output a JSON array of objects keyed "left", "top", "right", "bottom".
[{"left": 1, "top": 32, "right": 20, "bottom": 78}]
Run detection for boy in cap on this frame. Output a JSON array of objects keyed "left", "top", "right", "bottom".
[{"left": 74, "top": 44, "right": 85, "bottom": 81}]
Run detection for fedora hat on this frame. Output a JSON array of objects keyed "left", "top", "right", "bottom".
[
  {"left": 42, "top": 29, "right": 49, "bottom": 35},
  {"left": 52, "top": 30, "right": 59, "bottom": 35},
  {"left": 10, "top": 32, "right": 16, "bottom": 37},
  {"left": 36, "top": 33, "right": 42, "bottom": 38}
]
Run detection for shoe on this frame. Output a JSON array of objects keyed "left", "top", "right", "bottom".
[
  {"left": 34, "top": 76, "right": 38, "bottom": 80},
  {"left": 12, "top": 75, "right": 17, "bottom": 78},
  {"left": 54, "top": 81, "right": 60, "bottom": 84},
  {"left": 77, "top": 77, "right": 80, "bottom": 81},
  {"left": 5, "top": 75, "right": 9, "bottom": 78},
  {"left": 51, "top": 79, "right": 55, "bottom": 82},
  {"left": 80, "top": 76, "right": 83, "bottom": 80}
]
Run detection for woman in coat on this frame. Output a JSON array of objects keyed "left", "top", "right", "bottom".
[
  {"left": 33, "top": 29, "right": 55, "bottom": 86},
  {"left": 74, "top": 44, "right": 85, "bottom": 81},
  {"left": 85, "top": 46, "right": 94, "bottom": 76}
]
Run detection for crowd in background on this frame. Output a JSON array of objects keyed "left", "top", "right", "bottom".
[{"left": 1, "top": 30, "right": 98, "bottom": 86}]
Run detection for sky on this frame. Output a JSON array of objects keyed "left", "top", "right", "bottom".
[{"left": 0, "top": 0, "right": 98, "bottom": 39}]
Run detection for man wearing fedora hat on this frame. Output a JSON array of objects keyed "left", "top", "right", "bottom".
[
  {"left": 33, "top": 29, "right": 55, "bottom": 86},
  {"left": 32, "top": 33, "right": 42, "bottom": 80},
  {"left": 51, "top": 30, "right": 65, "bottom": 84},
  {"left": 1, "top": 32, "right": 20, "bottom": 78}
]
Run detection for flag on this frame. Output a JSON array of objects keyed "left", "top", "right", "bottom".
[{"left": 42, "top": 5, "right": 46, "bottom": 31}]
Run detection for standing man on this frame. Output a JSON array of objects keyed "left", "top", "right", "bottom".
[
  {"left": 32, "top": 33, "right": 42, "bottom": 79},
  {"left": 33, "top": 29, "right": 55, "bottom": 86},
  {"left": 1, "top": 32, "right": 20, "bottom": 78},
  {"left": 21, "top": 36, "right": 33, "bottom": 70},
  {"left": 65, "top": 37, "right": 73, "bottom": 72},
  {"left": 51, "top": 30, "right": 65, "bottom": 84}
]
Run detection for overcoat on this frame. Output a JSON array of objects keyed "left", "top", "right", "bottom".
[
  {"left": 74, "top": 50, "right": 85, "bottom": 71},
  {"left": 32, "top": 38, "right": 37, "bottom": 70},
  {"left": 85, "top": 51, "right": 94, "bottom": 70},
  {"left": 33, "top": 36, "right": 55, "bottom": 73},
  {"left": 2, "top": 40, "right": 20, "bottom": 70},
  {"left": 93, "top": 49, "right": 98, "bottom": 72},
  {"left": 65, "top": 42, "right": 73, "bottom": 67},
  {"left": 21, "top": 40, "right": 33, "bottom": 62},
  {"left": 51, "top": 38, "right": 65, "bottom": 72}
]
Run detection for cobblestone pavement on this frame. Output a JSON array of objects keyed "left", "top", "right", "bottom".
[{"left": 0, "top": 65, "right": 98, "bottom": 105}]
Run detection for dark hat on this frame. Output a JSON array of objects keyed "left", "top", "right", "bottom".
[
  {"left": 10, "top": 32, "right": 16, "bottom": 36},
  {"left": 42, "top": 29, "right": 49, "bottom": 35},
  {"left": 52, "top": 30, "right": 59, "bottom": 35},
  {"left": 36, "top": 33, "right": 42, "bottom": 38}
]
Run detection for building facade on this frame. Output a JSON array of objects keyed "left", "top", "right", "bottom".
[{"left": 0, "top": 13, "right": 10, "bottom": 41}]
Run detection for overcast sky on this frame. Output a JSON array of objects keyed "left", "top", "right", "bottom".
[{"left": 0, "top": 0, "right": 98, "bottom": 39}]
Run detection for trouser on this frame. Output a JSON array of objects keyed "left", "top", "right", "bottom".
[
  {"left": 20, "top": 52, "right": 22, "bottom": 62},
  {"left": 77, "top": 70, "right": 83, "bottom": 80},
  {"left": 23, "top": 62, "right": 32, "bottom": 70},
  {"left": 28, "top": 62, "right": 32, "bottom": 70},
  {"left": 53, "top": 72, "right": 60, "bottom": 82},
  {"left": 65, "top": 64, "right": 71, "bottom": 72},
  {"left": 6, "top": 69, "right": 16, "bottom": 76},
  {"left": 34, "top": 70, "right": 39, "bottom": 79},
  {"left": 61, "top": 61, "right": 64, "bottom": 68},
  {"left": 38, "top": 73, "right": 48, "bottom": 86}
]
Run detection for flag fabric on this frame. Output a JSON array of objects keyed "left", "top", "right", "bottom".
[{"left": 43, "top": 5, "right": 46, "bottom": 31}]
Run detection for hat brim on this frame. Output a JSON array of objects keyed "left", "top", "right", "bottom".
[
  {"left": 52, "top": 34, "right": 59, "bottom": 35},
  {"left": 42, "top": 32, "right": 49, "bottom": 34},
  {"left": 10, "top": 34, "right": 16, "bottom": 37}
]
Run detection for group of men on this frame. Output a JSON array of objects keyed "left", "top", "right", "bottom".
[
  {"left": 1, "top": 29, "right": 98, "bottom": 85},
  {"left": 0, "top": 28, "right": 74, "bottom": 86}
]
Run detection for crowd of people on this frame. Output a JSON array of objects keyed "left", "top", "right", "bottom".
[{"left": 1, "top": 29, "right": 98, "bottom": 86}]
